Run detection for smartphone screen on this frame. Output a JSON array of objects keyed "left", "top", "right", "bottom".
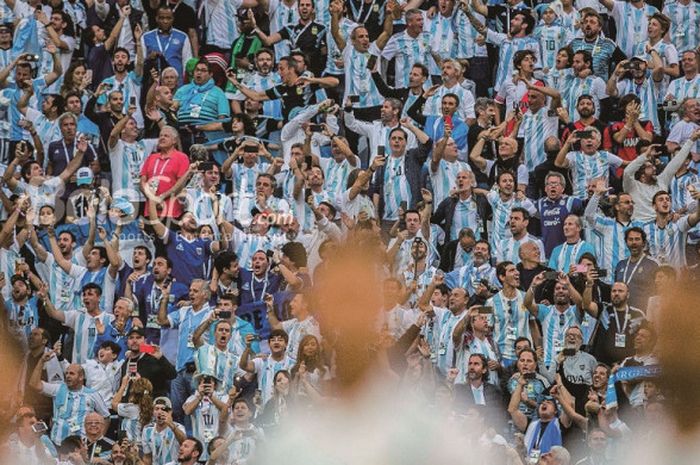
[{"left": 139, "top": 343, "right": 155, "bottom": 354}]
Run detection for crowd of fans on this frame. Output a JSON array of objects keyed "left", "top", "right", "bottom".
[{"left": 0, "top": 0, "right": 699, "bottom": 462}]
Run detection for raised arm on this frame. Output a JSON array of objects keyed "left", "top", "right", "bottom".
[
  {"left": 41, "top": 44, "right": 63, "bottom": 87},
  {"left": 97, "top": 226, "right": 123, "bottom": 278},
  {"left": 329, "top": 0, "right": 346, "bottom": 50},
  {"left": 508, "top": 376, "right": 530, "bottom": 432},
  {"left": 470, "top": 0, "right": 488, "bottom": 16},
  {"left": 374, "top": 1, "right": 398, "bottom": 50},
  {"left": 239, "top": 334, "right": 257, "bottom": 373},
  {"left": 524, "top": 272, "right": 545, "bottom": 316},
  {"left": 598, "top": 0, "right": 614, "bottom": 12},
  {"left": 554, "top": 131, "right": 577, "bottom": 168},
  {"left": 58, "top": 137, "right": 88, "bottom": 185}
]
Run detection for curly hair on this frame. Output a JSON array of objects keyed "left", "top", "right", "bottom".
[{"left": 127, "top": 377, "right": 154, "bottom": 427}]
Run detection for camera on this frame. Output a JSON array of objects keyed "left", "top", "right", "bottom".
[{"left": 658, "top": 99, "right": 680, "bottom": 112}]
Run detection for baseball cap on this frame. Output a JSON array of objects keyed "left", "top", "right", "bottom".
[
  {"left": 127, "top": 327, "right": 145, "bottom": 337},
  {"left": 110, "top": 197, "right": 135, "bottom": 216},
  {"left": 630, "top": 55, "right": 647, "bottom": 62},
  {"left": 153, "top": 397, "right": 172, "bottom": 410},
  {"left": 76, "top": 167, "right": 93, "bottom": 186}
]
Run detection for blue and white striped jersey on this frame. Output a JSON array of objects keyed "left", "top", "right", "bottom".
[
  {"left": 430, "top": 159, "right": 472, "bottom": 211},
  {"left": 517, "top": 107, "right": 559, "bottom": 171},
  {"left": 381, "top": 31, "right": 432, "bottom": 88},
  {"left": 382, "top": 155, "right": 412, "bottom": 221},
  {"left": 342, "top": 44, "right": 384, "bottom": 108},
  {"left": 453, "top": 8, "right": 488, "bottom": 59},
  {"left": 63, "top": 310, "right": 115, "bottom": 364},
  {"left": 497, "top": 234, "right": 545, "bottom": 264},
  {"left": 564, "top": 150, "right": 624, "bottom": 199},
  {"left": 615, "top": 76, "right": 662, "bottom": 132},
  {"left": 533, "top": 24, "right": 570, "bottom": 71},
  {"left": 536, "top": 304, "right": 581, "bottom": 367},
  {"left": 485, "top": 29, "right": 541, "bottom": 92},
  {"left": 643, "top": 215, "right": 692, "bottom": 268},
  {"left": 610, "top": 0, "right": 659, "bottom": 57},
  {"left": 486, "top": 190, "right": 537, "bottom": 262},
  {"left": 142, "top": 422, "right": 186, "bottom": 465},
  {"left": 548, "top": 240, "right": 596, "bottom": 272},
  {"left": 252, "top": 354, "right": 296, "bottom": 405},
  {"left": 486, "top": 290, "right": 531, "bottom": 361},
  {"left": 663, "top": 0, "right": 700, "bottom": 53}
]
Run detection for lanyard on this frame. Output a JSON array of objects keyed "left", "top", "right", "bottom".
[
  {"left": 622, "top": 254, "right": 645, "bottom": 285},
  {"left": 557, "top": 241, "right": 582, "bottom": 271},
  {"left": 151, "top": 157, "right": 171, "bottom": 178},
  {"left": 249, "top": 273, "right": 268, "bottom": 302},
  {"left": 62, "top": 140, "right": 74, "bottom": 166},
  {"left": 290, "top": 21, "right": 313, "bottom": 47},
  {"left": 349, "top": 0, "right": 376, "bottom": 24},
  {"left": 612, "top": 307, "right": 630, "bottom": 334},
  {"left": 155, "top": 32, "right": 174, "bottom": 55}
]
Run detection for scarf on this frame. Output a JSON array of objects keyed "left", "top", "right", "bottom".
[
  {"left": 525, "top": 419, "right": 562, "bottom": 454},
  {"left": 605, "top": 364, "right": 661, "bottom": 408}
]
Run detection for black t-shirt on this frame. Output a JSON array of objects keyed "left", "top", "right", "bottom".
[
  {"left": 265, "top": 84, "right": 307, "bottom": 121},
  {"left": 345, "top": 0, "right": 385, "bottom": 41},
  {"left": 592, "top": 306, "right": 645, "bottom": 366},
  {"left": 279, "top": 21, "right": 327, "bottom": 75},
  {"left": 144, "top": 1, "right": 196, "bottom": 32}
]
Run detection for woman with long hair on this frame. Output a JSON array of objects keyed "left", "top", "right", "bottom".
[
  {"left": 111, "top": 375, "right": 154, "bottom": 441},
  {"left": 290, "top": 335, "right": 330, "bottom": 397},
  {"left": 257, "top": 370, "right": 294, "bottom": 431},
  {"left": 60, "top": 62, "right": 90, "bottom": 100}
]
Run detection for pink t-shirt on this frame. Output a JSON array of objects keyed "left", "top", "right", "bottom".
[{"left": 140, "top": 150, "right": 190, "bottom": 217}]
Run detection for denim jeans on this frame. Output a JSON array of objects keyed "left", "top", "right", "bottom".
[{"left": 170, "top": 369, "right": 194, "bottom": 433}]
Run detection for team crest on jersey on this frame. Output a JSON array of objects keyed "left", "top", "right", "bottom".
[
  {"left": 176, "top": 243, "right": 184, "bottom": 251},
  {"left": 196, "top": 247, "right": 203, "bottom": 255},
  {"left": 172, "top": 39, "right": 181, "bottom": 45}
]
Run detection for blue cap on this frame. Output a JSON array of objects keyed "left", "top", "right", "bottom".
[{"left": 111, "top": 197, "right": 135, "bottom": 216}]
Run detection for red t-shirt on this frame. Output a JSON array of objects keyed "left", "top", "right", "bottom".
[
  {"left": 140, "top": 150, "right": 190, "bottom": 217},
  {"left": 603, "top": 121, "right": 654, "bottom": 176}
]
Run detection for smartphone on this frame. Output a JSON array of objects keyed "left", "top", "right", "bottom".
[
  {"left": 478, "top": 306, "right": 493, "bottom": 314},
  {"left": 218, "top": 310, "right": 232, "bottom": 319},
  {"left": 596, "top": 269, "right": 608, "bottom": 278},
  {"left": 348, "top": 95, "right": 360, "bottom": 104},
  {"left": 129, "top": 96, "right": 136, "bottom": 106},
  {"left": 243, "top": 145, "right": 258, "bottom": 153},
  {"left": 309, "top": 124, "right": 323, "bottom": 132},
  {"left": 139, "top": 343, "right": 155, "bottom": 355},
  {"left": 128, "top": 361, "right": 137, "bottom": 376},
  {"left": 366, "top": 54, "right": 377, "bottom": 70},
  {"left": 162, "top": 276, "right": 173, "bottom": 287},
  {"left": 577, "top": 130, "right": 593, "bottom": 139},
  {"left": 444, "top": 115, "right": 453, "bottom": 129},
  {"left": 250, "top": 335, "right": 261, "bottom": 341},
  {"left": 117, "top": 430, "right": 128, "bottom": 442},
  {"left": 85, "top": 69, "right": 93, "bottom": 81},
  {"left": 575, "top": 264, "right": 588, "bottom": 273},
  {"left": 376, "top": 145, "right": 385, "bottom": 157},
  {"left": 399, "top": 200, "right": 407, "bottom": 212},
  {"left": 304, "top": 155, "right": 313, "bottom": 167},
  {"left": 562, "top": 348, "right": 576, "bottom": 356},
  {"left": 523, "top": 372, "right": 536, "bottom": 380},
  {"left": 544, "top": 271, "right": 559, "bottom": 281},
  {"left": 304, "top": 187, "right": 313, "bottom": 201},
  {"left": 31, "top": 421, "right": 48, "bottom": 434}
]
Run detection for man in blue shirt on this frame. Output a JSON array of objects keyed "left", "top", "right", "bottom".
[
  {"left": 174, "top": 59, "right": 230, "bottom": 153},
  {"left": 140, "top": 6, "right": 192, "bottom": 84},
  {"left": 147, "top": 198, "right": 227, "bottom": 285},
  {"left": 129, "top": 255, "right": 189, "bottom": 346},
  {"left": 157, "top": 278, "right": 213, "bottom": 428},
  {"left": 536, "top": 171, "right": 584, "bottom": 257},
  {"left": 238, "top": 250, "right": 283, "bottom": 340}
]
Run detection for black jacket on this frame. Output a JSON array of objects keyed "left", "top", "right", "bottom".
[
  {"left": 431, "top": 194, "right": 490, "bottom": 250},
  {"left": 453, "top": 381, "right": 507, "bottom": 426},
  {"left": 120, "top": 353, "right": 177, "bottom": 398},
  {"left": 370, "top": 140, "right": 432, "bottom": 218}
]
